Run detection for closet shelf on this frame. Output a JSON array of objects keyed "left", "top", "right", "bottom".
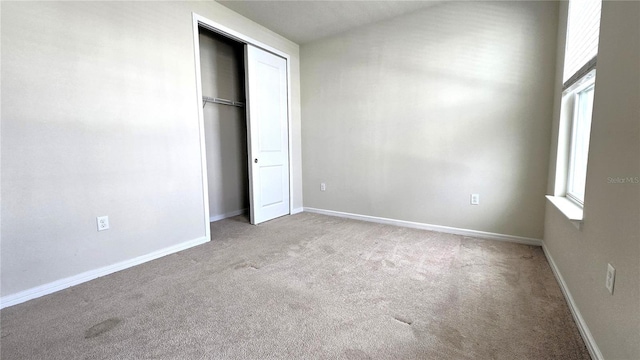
[{"left": 203, "top": 96, "right": 245, "bottom": 108}]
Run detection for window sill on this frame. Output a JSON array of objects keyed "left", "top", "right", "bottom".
[{"left": 546, "top": 195, "right": 583, "bottom": 229}]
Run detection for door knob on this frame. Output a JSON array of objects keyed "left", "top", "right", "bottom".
[{"left": 254, "top": 158, "right": 258, "bottom": 163}]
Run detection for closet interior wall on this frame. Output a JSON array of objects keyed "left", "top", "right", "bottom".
[{"left": 199, "top": 28, "right": 249, "bottom": 222}]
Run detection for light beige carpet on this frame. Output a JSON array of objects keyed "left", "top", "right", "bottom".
[{"left": 1, "top": 212, "right": 589, "bottom": 359}]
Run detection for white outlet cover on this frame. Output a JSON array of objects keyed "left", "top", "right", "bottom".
[
  {"left": 471, "top": 194, "right": 480, "bottom": 205},
  {"left": 605, "top": 263, "right": 615, "bottom": 295},
  {"left": 97, "top": 216, "right": 109, "bottom": 231},
  {"left": 320, "top": 183, "right": 326, "bottom": 191}
]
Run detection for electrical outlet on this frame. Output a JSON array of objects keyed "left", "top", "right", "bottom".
[
  {"left": 605, "top": 263, "right": 615, "bottom": 295},
  {"left": 471, "top": 193, "right": 480, "bottom": 205},
  {"left": 97, "top": 216, "right": 109, "bottom": 231},
  {"left": 320, "top": 183, "right": 326, "bottom": 191}
]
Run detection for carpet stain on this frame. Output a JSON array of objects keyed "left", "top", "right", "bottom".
[
  {"left": 433, "top": 323, "right": 465, "bottom": 350},
  {"left": 393, "top": 314, "right": 413, "bottom": 325},
  {"left": 321, "top": 245, "right": 336, "bottom": 254},
  {"left": 229, "top": 260, "right": 246, "bottom": 269},
  {"left": 84, "top": 318, "right": 121, "bottom": 339},
  {"left": 128, "top": 293, "right": 144, "bottom": 300},
  {"left": 342, "top": 348, "right": 371, "bottom": 359},
  {"left": 233, "top": 262, "right": 260, "bottom": 270},
  {"left": 383, "top": 260, "right": 396, "bottom": 268},
  {"left": 501, "top": 271, "right": 521, "bottom": 286},
  {"left": 521, "top": 254, "right": 534, "bottom": 259},
  {"left": 288, "top": 302, "right": 312, "bottom": 312},
  {"left": 147, "top": 302, "right": 164, "bottom": 310}
]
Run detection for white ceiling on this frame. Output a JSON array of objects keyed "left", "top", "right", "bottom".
[{"left": 216, "top": 1, "right": 444, "bottom": 44}]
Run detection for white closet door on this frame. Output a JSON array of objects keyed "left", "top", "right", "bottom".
[{"left": 245, "top": 45, "right": 289, "bottom": 225}]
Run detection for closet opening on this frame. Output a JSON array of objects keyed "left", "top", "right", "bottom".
[
  {"left": 198, "top": 27, "right": 250, "bottom": 224},
  {"left": 194, "top": 13, "right": 292, "bottom": 232}
]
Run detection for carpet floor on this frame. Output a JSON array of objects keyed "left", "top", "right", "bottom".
[{"left": 1, "top": 212, "right": 589, "bottom": 359}]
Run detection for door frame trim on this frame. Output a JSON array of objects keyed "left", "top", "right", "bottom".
[{"left": 191, "top": 13, "right": 293, "bottom": 235}]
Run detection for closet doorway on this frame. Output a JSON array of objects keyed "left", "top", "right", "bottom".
[{"left": 193, "top": 14, "right": 292, "bottom": 230}]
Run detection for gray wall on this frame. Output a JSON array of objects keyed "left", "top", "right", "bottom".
[
  {"left": 544, "top": 2, "right": 640, "bottom": 359},
  {"left": 301, "top": 1, "right": 558, "bottom": 239},
  {"left": 1, "top": 1, "right": 302, "bottom": 298},
  {"left": 199, "top": 31, "right": 249, "bottom": 219}
]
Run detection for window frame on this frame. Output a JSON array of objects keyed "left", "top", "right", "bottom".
[
  {"left": 547, "top": 0, "right": 602, "bottom": 226},
  {"left": 564, "top": 69, "right": 596, "bottom": 207}
]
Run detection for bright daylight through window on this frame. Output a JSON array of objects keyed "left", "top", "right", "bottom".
[{"left": 562, "top": 0, "right": 602, "bottom": 207}]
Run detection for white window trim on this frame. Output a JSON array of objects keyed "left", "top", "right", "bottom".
[
  {"left": 546, "top": 195, "right": 583, "bottom": 229},
  {"left": 549, "top": 0, "right": 601, "bottom": 230},
  {"left": 548, "top": 69, "right": 596, "bottom": 229},
  {"left": 565, "top": 70, "right": 596, "bottom": 206}
]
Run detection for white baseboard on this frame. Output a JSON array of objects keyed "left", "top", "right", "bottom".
[
  {"left": 291, "top": 207, "right": 304, "bottom": 215},
  {"left": 0, "top": 236, "right": 209, "bottom": 310},
  {"left": 209, "top": 208, "right": 247, "bottom": 222},
  {"left": 542, "top": 243, "right": 603, "bottom": 360},
  {"left": 303, "top": 207, "right": 543, "bottom": 246}
]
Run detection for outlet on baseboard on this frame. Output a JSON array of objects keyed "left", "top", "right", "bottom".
[{"left": 605, "top": 263, "right": 615, "bottom": 295}]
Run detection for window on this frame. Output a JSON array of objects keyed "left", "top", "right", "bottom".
[
  {"left": 548, "top": 0, "right": 602, "bottom": 224},
  {"left": 563, "top": 0, "right": 602, "bottom": 83},
  {"left": 560, "top": 0, "right": 602, "bottom": 207},
  {"left": 565, "top": 71, "right": 596, "bottom": 205}
]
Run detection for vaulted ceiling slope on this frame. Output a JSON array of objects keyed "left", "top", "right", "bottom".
[{"left": 216, "top": 0, "right": 444, "bottom": 44}]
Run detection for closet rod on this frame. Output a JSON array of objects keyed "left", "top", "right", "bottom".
[{"left": 202, "top": 96, "right": 245, "bottom": 108}]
